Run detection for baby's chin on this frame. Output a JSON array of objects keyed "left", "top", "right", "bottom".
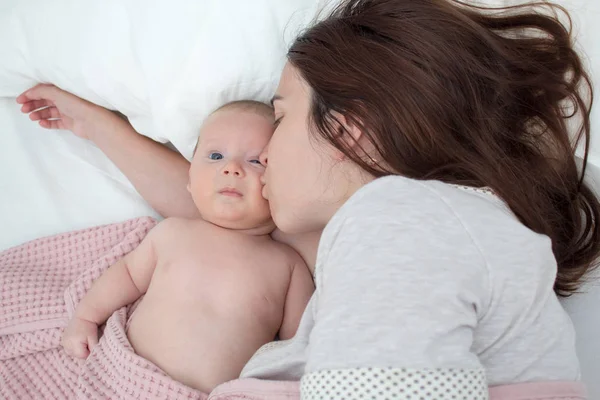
[{"left": 203, "top": 213, "right": 276, "bottom": 234}]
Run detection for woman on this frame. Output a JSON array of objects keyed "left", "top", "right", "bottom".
[{"left": 18, "top": 0, "right": 599, "bottom": 398}]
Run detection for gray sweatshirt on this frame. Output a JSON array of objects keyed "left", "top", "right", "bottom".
[{"left": 241, "top": 176, "right": 580, "bottom": 399}]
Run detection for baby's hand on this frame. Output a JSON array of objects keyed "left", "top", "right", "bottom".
[
  {"left": 16, "top": 84, "right": 113, "bottom": 140},
  {"left": 61, "top": 316, "right": 99, "bottom": 359}
]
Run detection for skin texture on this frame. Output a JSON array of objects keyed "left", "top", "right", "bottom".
[{"left": 55, "top": 109, "right": 314, "bottom": 393}]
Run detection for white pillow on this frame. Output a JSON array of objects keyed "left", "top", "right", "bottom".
[{"left": 0, "top": 0, "right": 325, "bottom": 159}]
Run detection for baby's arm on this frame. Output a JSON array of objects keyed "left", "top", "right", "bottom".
[
  {"left": 82, "top": 115, "right": 198, "bottom": 219},
  {"left": 61, "top": 222, "right": 164, "bottom": 358},
  {"left": 17, "top": 84, "right": 198, "bottom": 219},
  {"left": 278, "top": 258, "right": 315, "bottom": 340}
]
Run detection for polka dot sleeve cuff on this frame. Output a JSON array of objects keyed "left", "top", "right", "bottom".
[{"left": 301, "top": 367, "right": 488, "bottom": 400}]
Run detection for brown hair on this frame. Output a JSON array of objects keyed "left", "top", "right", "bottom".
[{"left": 288, "top": 0, "right": 599, "bottom": 296}]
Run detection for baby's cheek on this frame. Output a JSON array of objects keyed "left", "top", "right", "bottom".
[
  {"left": 256, "top": 195, "right": 273, "bottom": 220},
  {"left": 259, "top": 195, "right": 272, "bottom": 213}
]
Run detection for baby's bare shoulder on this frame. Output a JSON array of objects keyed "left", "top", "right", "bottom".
[
  {"left": 262, "top": 239, "right": 304, "bottom": 271},
  {"left": 152, "top": 217, "right": 190, "bottom": 232},
  {"left": 149, "top": 217, "right": 204, "bottom": 241}
]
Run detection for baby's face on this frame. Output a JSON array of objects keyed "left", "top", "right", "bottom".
[{"left": 188, "top": 108, "right": 274, "bottom": 231}]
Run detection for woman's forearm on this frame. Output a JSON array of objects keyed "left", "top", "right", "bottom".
[{"left": 86, "top": 113, "right": 199, "bottom": 219}]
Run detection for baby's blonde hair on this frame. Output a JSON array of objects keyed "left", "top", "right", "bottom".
[
  {"left": 213, "top": 100, "right": 274, "bottom": 121},
  {"left": 193, "top": 100, "right": 274, "bottom": 156}
]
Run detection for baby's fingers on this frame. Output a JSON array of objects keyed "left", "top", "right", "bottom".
[
  {"left": 20, "top": 100, "right": 52, "bottom": 113},
  {"left": 39, "top": 119, "right": 65, "bottom": 130},
  {"left": 87, "top": 333, "right": 98, "bottom": 352},
  {"left": 63, "top": 339, "right": 90, "bottom": 359},
  {"left": 16, "top": 84, "right": 59, "bottom": 104},
  {"left": 29, "top": 107, "right": 60, "bottom": 121},
  {"left": 16, "top": 91, "right": 32, "bottom": 104}
]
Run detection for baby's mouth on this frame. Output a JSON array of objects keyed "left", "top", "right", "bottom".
[{"left": 219, "top": 188, "right": 243, "bottom": 197}]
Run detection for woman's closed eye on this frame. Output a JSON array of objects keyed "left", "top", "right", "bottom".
[
  {"left": 274, "top": 116, "right": 283, "bottom": 127},
  {"left": 208, "top": 152, "right": 223, "bottom": 160}
]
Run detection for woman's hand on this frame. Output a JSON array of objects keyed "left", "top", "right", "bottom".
[
  {"left": 61, "top": 316, "right": 99, "bottom": 359},
  {"left": 16, "top": 84, "right": 113, "bottom": 140}
]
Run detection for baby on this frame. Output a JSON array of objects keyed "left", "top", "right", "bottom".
[{"left": 60, "top": 101, "right": 315, "bottom": 394}]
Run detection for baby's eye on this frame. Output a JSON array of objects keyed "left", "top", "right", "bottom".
[
  {"left": 249, "top": 159, "right": 263, "bottom": 165},
  {"left": 209, "top": 152, "right": 223, "bottom": 160}
]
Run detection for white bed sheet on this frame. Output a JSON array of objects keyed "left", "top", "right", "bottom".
[
  {"left": 0, "top": 97, "right": 160, "bottom": 251},
  {"left": 562, "top": 263, "right": 600, "bottom": 398}
]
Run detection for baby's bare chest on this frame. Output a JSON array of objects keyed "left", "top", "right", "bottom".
[{"left": 148, "top": 236, "right": 290, "bottom": 310}]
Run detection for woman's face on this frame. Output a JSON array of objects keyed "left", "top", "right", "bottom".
[{"left": 260, "top": 63, "right": 344, "bottom": 234}]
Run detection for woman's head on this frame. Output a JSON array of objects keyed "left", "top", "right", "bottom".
[
  {"left": 262, "top": 63, "right": 374, "bottom": 234},
  {"left": 263, "top": 0, "right": 600, "bottom": 295}
]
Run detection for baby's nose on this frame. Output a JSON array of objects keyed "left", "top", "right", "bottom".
[{"left": 223, "top": 161, "right": 243, "bottom": 177}]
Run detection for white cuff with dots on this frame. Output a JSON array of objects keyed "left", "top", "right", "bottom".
[{"left": 301, "top": 367, "right": 488, "bottom": 400}]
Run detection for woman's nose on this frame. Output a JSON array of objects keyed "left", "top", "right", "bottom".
[
  {"left": 222, "top": 161, "right": 244, "bottom": 177},
  {"left": 259, "top": 149, "right": 268, "bottom": 167}
]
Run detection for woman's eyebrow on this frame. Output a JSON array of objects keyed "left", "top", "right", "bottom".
[{"left": 270, "top": 94, "right": 283, "bottom": 107}]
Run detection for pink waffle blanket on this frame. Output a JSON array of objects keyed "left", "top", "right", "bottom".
[
  {"left": 0, "top": 217, "right": 300, "bottom": 400},
  {"left": 0, "top": 217, "right": 587, "bottom": 400}
]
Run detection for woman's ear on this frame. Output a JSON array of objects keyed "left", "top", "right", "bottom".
[
  {"left": 330, "top": 112, "right": 376, "bottom": 162},
  {"left": 331, "top": 111, "right": 363, "bottom": 145}
]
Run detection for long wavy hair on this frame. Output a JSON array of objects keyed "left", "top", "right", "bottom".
[{"left": 288, "top": 0, "right": 599, "bottom": 296}]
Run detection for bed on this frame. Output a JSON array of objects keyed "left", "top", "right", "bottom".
[{"left": 1, "top": 0, "right": 599, "bottom": 397}]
